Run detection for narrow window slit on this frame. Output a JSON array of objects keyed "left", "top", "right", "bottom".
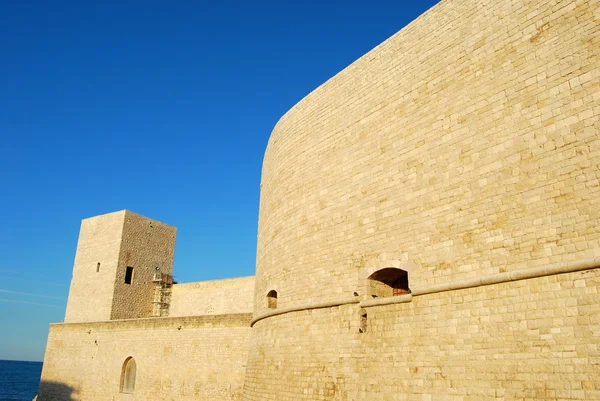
[
  {"left": 125, "top": 266, "right": 134, "bottom": 285},
  {"left": 359, "top": 309, "right": 367, "bottom": 333}
]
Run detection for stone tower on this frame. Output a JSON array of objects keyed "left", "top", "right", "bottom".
[
  {"left": 243, "top": 0, "right": 600, "bottom": 399},
  {"left": 64, "top": 210, "right": 177, "bottom": 322}
]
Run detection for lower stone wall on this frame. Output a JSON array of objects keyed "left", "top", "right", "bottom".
[
  {"left": 243, "top": 303, "right": 361, "bottom": 400},
  {"left": 38, "top": 314, "right": 252, "bottom": 401},
  {"left": 242, "top": 268, "right": 600, "bottom": 400}
]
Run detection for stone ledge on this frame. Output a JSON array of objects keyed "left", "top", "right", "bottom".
[
  {"left": 360, "top": 294, "right": 413, "bottom": 308},
  {"left": 413, "top": 256, "right": 600, "bottom": 296},
  {"left": 251, "top": 297, "right": 359, "bottom": 326},
  {"left": 51, "top": 313, "right": 253, "bottom": 331}
]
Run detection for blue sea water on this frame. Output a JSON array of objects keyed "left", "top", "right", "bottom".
[{"left": 0, "top": 360, "right": 42, "bottom": 401}]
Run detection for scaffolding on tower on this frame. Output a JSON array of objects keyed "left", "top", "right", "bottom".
[{"left": 152, "top": 268, "right": 174, "bottom": 317}]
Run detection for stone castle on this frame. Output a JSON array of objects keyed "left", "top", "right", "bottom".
[{"left": 38, "top": 0, "right": 600, "bottom": 399}]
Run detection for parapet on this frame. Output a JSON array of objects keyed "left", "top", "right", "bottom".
[{"left": 169, "top": 276, "right": 255, "bottom": 317}]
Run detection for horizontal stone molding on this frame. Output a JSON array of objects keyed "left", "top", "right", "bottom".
[
  {"left": 412, "top": 256, "right": 600, "bottom": 297},
  {"left": 360, "top": 293, "right": 413, "bottom": 308},
  {"left": 251, "top": 297, "right": 359, "bottom": 327},
  {"left": 252, "top": 255, "right": 600, "bottom": 323}
]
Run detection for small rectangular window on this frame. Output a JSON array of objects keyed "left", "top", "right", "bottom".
[{"left": 125, "top": 266, "right": 134, "bottom": 285}]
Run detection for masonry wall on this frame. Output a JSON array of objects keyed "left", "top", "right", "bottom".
[
  {"left": 361, "top": 268, "right": 600, "bottom": 401},
  {"left": 247, "top": 0, "right": 600, "bottom": 399},
  {"left": 243, "top": 268, "right": 600, "bottom": 401},
  {"left": 255, "top": 0, "right": 600, "bottom": 310},
  {"left": 64, "top": 211, "right": 177, "bottom": 323},
  {"left": 169, "top": 276, "right": 255, "bottom": 317},
  {"left": 111, "top": 211, "right": 177, "bottom": 320},
  {"left": 38, "top": 314, "right": 252, "bottom": 401},
  {"left": 64, "top": 211, "right": 126, "bottom": 323}
]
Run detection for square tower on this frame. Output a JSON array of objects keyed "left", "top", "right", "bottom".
[{"left": 64, "top": 210, "right": 177, "bottom": 322}]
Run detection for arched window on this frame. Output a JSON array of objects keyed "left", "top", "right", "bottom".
[
  {"left": 367, "top": 268, "right": 409, "bottom": 298},
  {"left": 120, "top": 357, "right": 136, "bottom": 394},
  {"left": 266, "top": 290, "right": 277, "bottom": 309}
]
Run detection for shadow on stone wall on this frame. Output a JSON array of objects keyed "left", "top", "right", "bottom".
[{"left": 36, "top": 381, "right": 77, "bottom": 401}]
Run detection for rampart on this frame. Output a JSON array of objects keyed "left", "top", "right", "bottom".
[
  {"left": 38, "top": 0, "right": 600, "bottom": 399},
  {"left": 244, "top": 0, "right": 600, "bottom": 399},
  {"left": 39, "top": 211, "right": 254, "bottom": 401},
  {"left": 254, "top": 0, "right": 600, "bottom": 310},
  {"left": 39, "top": 314, "right": 252, "bottom": 401}
]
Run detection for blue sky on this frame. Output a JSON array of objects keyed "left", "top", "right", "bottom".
[{"left": 0, "top": 0, "right": 439, "bottom": 361}]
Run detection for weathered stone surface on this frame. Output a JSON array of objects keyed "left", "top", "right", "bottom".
[
  {"left": 246, "top": 0, "right": 600, "bottom": 398},
  {"left": 169, "top": 276, "right": 254, "bottom": 317},
  {"left": 39, "top": 0, "right": 600, "bottom": 399},
  {"left": 39, "top": 315, "right": 252, "bottom": 401},
  {"left": 64, "top": 210, "right": 177, "bottom": 322}
]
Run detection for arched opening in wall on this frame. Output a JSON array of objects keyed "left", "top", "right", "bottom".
[
  {"left": 359, "top": 308, "right": 367, "bottom": 333},
  {"left": 120, "top": 357, "right": 136, "bottom": 394},
  {"left": 96, "top": 262, "right": 101, "bottom": 273},
  {"left": 367, "top": 268, "right": 409, "bottom": 298},
  {"left": 266, "top": 290, "right": 277, "bottom": 309}
]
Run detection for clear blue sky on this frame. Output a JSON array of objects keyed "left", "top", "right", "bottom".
[{"left": 0, "top": 0, "right": 439, "bottom": 361}]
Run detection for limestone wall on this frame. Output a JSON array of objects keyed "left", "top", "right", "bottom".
[
  {"left": 64, "top": 211, "right": 126, "bottom": 323},
  {"left": 111, "top": 211, "right": 177, "bottom": 320},
  {"left": 38, "top": 314, "right": 252, "bottom": 401},
  {"left": 255, "top": 0, "right": 600, "bottom": 310},
  {"left": 169, "top": 276, "right": 255, "bottom": 317},
  {"left": 247, "top": 0, "right": 600, "bottom": 399},
  {"left": 47, "top": 0, "right": 600, "bottom": 399},
  {"left": 64, "top": 210, "right": 177, "bottom": 323},
  {"left": 243, "top": 268, "right": 600, "bottom": 400}
]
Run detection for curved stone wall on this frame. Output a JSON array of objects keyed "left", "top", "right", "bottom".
[
  {"left": 244, "top": 268, "right": 600, "bottom": 401},
  {"left": 254, "top": 0, "right": 599, "bottom": 312},
  {"left": 245, "top": 0, "right": 600, "bottom": 399}
]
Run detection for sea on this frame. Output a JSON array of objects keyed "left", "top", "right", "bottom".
[{"left": 0, "top": 360, "right": 42, "bottom": 401}]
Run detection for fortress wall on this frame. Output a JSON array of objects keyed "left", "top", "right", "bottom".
[
  {"left": 359, "top": 268, "right": 600, "bottom": 401},
  {"left": 111, "top": 211, "right": 177, "bottom": 320},
  {"left": 255, "top": 0, "right": 600, "bottom": 309},
  {"left": 243, "top": 304, "right": 361, "bottom": 400},
  {"left": 65, "top": 211, "right": 126, "bottom": 323},
  {"left": 243, "top": 268, "right": 600, "bottom": 401},
  {"left": 248, "top": 0, "right": 600, "bottom": 398},
  {"left": 169, "top": 276, "right": 255, "bottom": 317},
  {"left": 38, "top": 314, "right": 252, "bottom": 401}
]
